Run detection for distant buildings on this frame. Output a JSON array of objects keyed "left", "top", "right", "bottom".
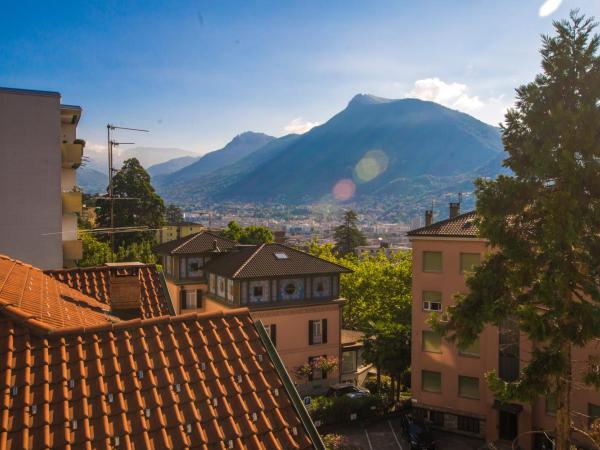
[
  {"left": 155, "top": 221, "right": 205, "bottom": 244},
  {"left": 355, "top": 241, "right": 410, "bottom": 258},
  {"left": 408, "top": 205, "right": 600, "bottom": 450},
  {"left": 0, "top": 87, "right": 84, "bottom": 269},
  {"left": 155, "top": 232, "right": 352, "bottom": 393}
]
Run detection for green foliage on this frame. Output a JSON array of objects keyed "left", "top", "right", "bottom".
[
  {"left": 115, "top": 240, "right": 157, "bottom": 264},
  {"left": 309, "top": 394, "right": 385, "bottom": 425},
  {"left": 431, "top": 12, "right": 600, "bottom": 449},
  {"left": 333, "top": 210, "right": 367, "bottom": 255},
  {"left": 77, "top": 232, "right": 113, "bottom": 267},
  {"left": 221, "top": 220, "right": 274, "bottom": 244},
  {"left": 321, "top": 434, "right": 359, "bottom": 450},
  {"left": 165, "top": 204, "right": 184, "bottom": 224},
  {"left": 96, "top": 158, "right": 165, "bottom": 248}
]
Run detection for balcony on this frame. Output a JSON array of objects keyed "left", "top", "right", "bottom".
[
  {"left": 63, "top": 239, "right": 83, "bottom": 261},
  {"left": 61, "top": 143, "right": 83, "bottom": 169},
  {"left": 62, "top": 191, "right": 82, "bottom": 215}
]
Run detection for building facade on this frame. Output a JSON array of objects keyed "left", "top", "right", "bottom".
[
  {"left": 155, "top": 221, "right": 206, "bottom": 244},
  {"left": 408, "top": 206, "right": 600, "bottom": 450},
  {"left": 155, "top": 232, "right": 351, "bottom": 394},
  {"left": 0, "top": 87, "right": 84, "bottom": 269}
]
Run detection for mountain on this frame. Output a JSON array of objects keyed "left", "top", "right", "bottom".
[
  {"left": 156, "top": 134, "right": 300, "bottom": 202},
  {"left": 78, "top": 166, "right": 108, "bottom": 194},
  {"left": 148, "top": 156, "right": 198, "bottom": 177},
  {"left": 156, "top": 132, "right": 276, "bottom": 186},
  {"left": 213, "top": 95, "right": 503, "bottom": 203},
  {"left": 84, "top": 147, "right": 198, "bottom": 174}
]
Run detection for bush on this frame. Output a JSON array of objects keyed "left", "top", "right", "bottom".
[
  {"left": 321, "top": 433, "right": 360, "bottom": 450},
  {"left": 364, "top": 375, "right": 392, "bottom": 397},
  {"left": 309, "top": 394, "right": 386, "bottom": 425}
]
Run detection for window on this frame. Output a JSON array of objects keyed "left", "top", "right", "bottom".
[
  {"left": 423, "top": 291, "right": 442, "bottom": 312},
  {"left": 227, "top": 279, "right": 234, "bottom": 302},
  {"left": 309, "top": 319, "right": 327, "bottom": 345},
  {"left": 423, "top": 252, "right": 442, "bottom": 272},
  {"left": 545, "top": 395, "right": 556, "bottom": 416},
  {"left": 589, "top": 403, "right": 600, "bottom": 427},
  {"left": 459, "top": 338, "right": 480, "bottom": 357},
  {"left": 253, "top": 286, "right": 264, "bottom": 296},
  {"left": 422, "top": 330, "right": 442, "bottom": 353},
  {"left": 457, "top": 415, "right": 480, "bottom": 434},
  {"left": 274, "top": 252, "right": 288, "bottom": 259},
  {"left": 458, "top": 376, "right": 480, "bottom": 399},
  {"left": 309, "top": 356, "right": 326, "bottom": 381},
  {"left": 342, "top": 351, "right": 357, "bottom": 374},
  {"left": 187, "top": 257, "right": 203, "bottom": 277},
  {"left": 249, "top": 281, "right": 269, "bottom": 303},
  {"left": 181, "top": 290, "right": 202, "bottom": 310},
  {"left": 285, "top": 283, "right": 296, "bottom": 295},
  {"left": 460, "top": 253, "right": 481, "bottom": 274},
  {"left": 217, "top": 276, "right": 226, "bottom": 298},
  {"left": 422, "top": 370, "right": 441, "bottom": 393},
  {"left": 312, "top": 276, "right": 330, "bottom": 298},
  {"left": 316, "top": 282, "right": 324, "bottom": 292},
  {"left": 263, "top": 323, "right": 276, "bottom": 346},
  {"left": 179, "top": 258, "right": 186, "bottom": 278},
  {"left": 279, "top": 278, "right": 304, "bottom": 300}
]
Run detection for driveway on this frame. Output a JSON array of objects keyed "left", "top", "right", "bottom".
[{"left": 326, "top": 417, "right": 484, "bottom": 450}]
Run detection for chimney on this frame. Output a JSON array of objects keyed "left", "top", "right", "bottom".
[
  {"left": 449, "top": 202, "right": 460, "bottom": 218},
  {"left": 425, "top": 210, "right": 433, "bottom": 226},
  {"left": 105, "top": 263, "right": 142, "bottom": 311}
]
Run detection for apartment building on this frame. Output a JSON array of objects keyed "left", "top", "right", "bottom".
[
  {"left": 155, "top": 221, "right": 205, "bottom": 244},
  {"left": 155, "top": 232, "right": 351, "bottom": 394},
  {"left": 0, "top": 86, "right": 84, "bottom": 269},
  {"left": 408, "top": 205, "right": 600, "bottom": 449}
]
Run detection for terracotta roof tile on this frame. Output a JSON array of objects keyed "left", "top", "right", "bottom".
[
  {"left": 153, "top": 232, "right": 237, "bottom": 255},
  {"left": 407, "top": 210, "right": 479, "bottom": 238},
  {"left": 0, "top": 255, "right": 320, "bottom": 449},
  {"left": 205, "top": 243, "right": 351, "bottom": 279},
  {"left": 45, "top": 264, "right": 171, "bottom": 319}
]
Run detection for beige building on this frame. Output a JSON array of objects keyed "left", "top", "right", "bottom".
[
  {"left": 408, "top": 205, "right": 600, "bottom": 450},
  {"left": 155, "top": 221, "right": 205, "bottom": 244},
  {"left": 0, "top": 87, "right": 84, "bottom": 269}
]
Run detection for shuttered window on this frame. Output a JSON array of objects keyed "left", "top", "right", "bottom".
[
  {"left": 308, "top": 319, "right": 327, "bottom": 345},
  {"left": 422, "top": 330, "right": 442, "bottom": 353},
  {"left": 460, "top": 253, "right": 481, "bottom": 274},
  {"left": 422, "top": 370, "right": 441, "bottom": 393},
  {"left": 458, "top": 376, "right": 480, "bottom": 399},
  {"left": 423, "top": 252, "right": 442, "bottom": 272},
  {"left": 459, "top": 338, "right": 480, "bottom": 357}
]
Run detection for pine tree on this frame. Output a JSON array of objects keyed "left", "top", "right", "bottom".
[
  {"left": 433, "top": 12, "right": 600, "bottom": 450},
  {"left": 333, "top": 210, "right": 367, "bottom": 255}
]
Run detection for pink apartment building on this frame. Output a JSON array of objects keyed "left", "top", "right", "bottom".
[{"left": 408, "top": 205, "right": 600, "bottom": 450}]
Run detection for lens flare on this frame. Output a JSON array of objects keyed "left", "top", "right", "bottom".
[
  {"left": 354, "top": 150, "right": 389, "bottom": 183},
  {"left": 332, "top": 179, "right": 356, "bottom": 201}
]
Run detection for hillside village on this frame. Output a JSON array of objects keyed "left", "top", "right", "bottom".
[{"left": 2, "top": 4, "right": 600, "bottom": 450}]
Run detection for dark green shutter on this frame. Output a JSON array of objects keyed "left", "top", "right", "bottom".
[
  {"left": 322, "top": 319, "right": 328, "bottom": 344},
  {"left": 180, "top": 290, "right": 186, "bottom": 310},
  {"left": 308, "top": 321, "right": 314, "bottom": 345},
  {"left": 271, "top": 324, "right": 277, "bottom": 346},
  {"left": 196, "top": 289, "right": 203, "bottom": 308}
]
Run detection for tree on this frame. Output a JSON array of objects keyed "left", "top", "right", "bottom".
[
  {"left": 96, "top": 158, "right": 165, "bottom": 248},
  {"left": 432, "top": 12, "right": 600, "bottom": 450},
  {"left": 165, "top": 204, "right": 184, "bottom": 224},
  {"left": 333, "top": 210, "right": 366, "bottom": 255},
  {"left": 221, "top": 221, "right": 274, "bottom": 244},
  {"left": 77, "top": 231, "right": 113, "bottom": 267}
]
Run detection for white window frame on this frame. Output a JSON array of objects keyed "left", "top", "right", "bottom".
[
  {"left": 184, "top": 290, "right": 197, "bottom": 309},
  {"left": 312, "top": 320, "right": 323, "bottom": 345}
]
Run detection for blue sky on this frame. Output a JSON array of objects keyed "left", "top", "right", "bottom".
[{"left": 2, "top": 0, "right": 599, "bottom": 156}]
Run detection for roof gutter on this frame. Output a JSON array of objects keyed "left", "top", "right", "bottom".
[{"left": 254, "top": 319, "right": 325, "bottom": 450}]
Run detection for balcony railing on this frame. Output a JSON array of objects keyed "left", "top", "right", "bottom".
[
  {"left": 62, "top": 191, "right": 82, "bottom": 215},
  {"left": 63, "top": 239, "right": 83, "bottom": 261},
  {"left": 60, "top": 143, "right": 83, "bottom": 169}
]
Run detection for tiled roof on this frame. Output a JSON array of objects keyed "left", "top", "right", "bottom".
[
  {"left": 205, "top": 243, "right": 352, "bottom": 279},
  {"left": 341, "top": 329, "right": 364, "bottom": 347},
  {"left": 0, "top": 255, "right": 117, "bottom": 333},
  {"left": 154, "top": 232, "right": 237, "bottom": 255},
  {"left": 45, "top": 264, "right": 171, "bottom": 319},
  {"left": 0, "top": 309, "right": 318, "bottom": 449},
  {"left": 0, "top": 254, "right": 322, "bottom": 449},
  {"left": 407, "top": 211, "right": 479, "bottom": 238}
]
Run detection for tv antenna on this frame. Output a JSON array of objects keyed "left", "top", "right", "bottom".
[{"left": 106, "top": 124, "right": 149, "bottom": 251}]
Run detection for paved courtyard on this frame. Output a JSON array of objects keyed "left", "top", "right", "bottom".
[{"left": 328, "top": 417, "right": 485, "bottom": 450}]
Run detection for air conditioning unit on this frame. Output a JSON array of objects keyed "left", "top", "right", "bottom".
[{"left": 423, "top": 301, "right": 442, "bottom": 312}]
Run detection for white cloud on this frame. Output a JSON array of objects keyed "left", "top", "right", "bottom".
[
  {"left": 407, "top": 77, "right": 484, "bottom": 113},
  {"left": 284, "top": 117, "right": 319, "bottom": 134},
  {"left": 539, "top": 0, "right": 562, "bottom": 17},
  {"left": 85, "top": 142, "right": 107, "bottom": 154},
  {"left": 406, "top": 77, "right": 515, "bottom": 126}
]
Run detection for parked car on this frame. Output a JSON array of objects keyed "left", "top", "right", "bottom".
[
  {"left": 325, "top": 383, "right": 370, "bottom": 399},
  {"left": 398, "top": 413, "right": 436, "bottom": 450}
]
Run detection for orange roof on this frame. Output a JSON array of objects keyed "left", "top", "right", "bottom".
[
  {"left": 0, "top": 255, "right": 322, "bottom": 449},
  {"left": 407, "top": 211, "right": 479, "bottom": 238},
  {"left": 0, "top": 255, "right": 117, "bottom": 333},
  {"left": 45, "top": 264, "right": 171, "bottom": 319}
]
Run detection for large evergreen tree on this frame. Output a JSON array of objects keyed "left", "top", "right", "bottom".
[
  {"left": 96, "top": 158, "right": 165, "bottom": 248},
  {"left": 333, "top": 210, "right": 367, "bottom": 255},
  {"left": 433, "top": 12, "right": 600, "bottom": 450}
]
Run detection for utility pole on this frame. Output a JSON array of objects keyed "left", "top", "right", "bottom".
[{"left": 106, "top": 124, "right": 149, "bottom": 252}]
